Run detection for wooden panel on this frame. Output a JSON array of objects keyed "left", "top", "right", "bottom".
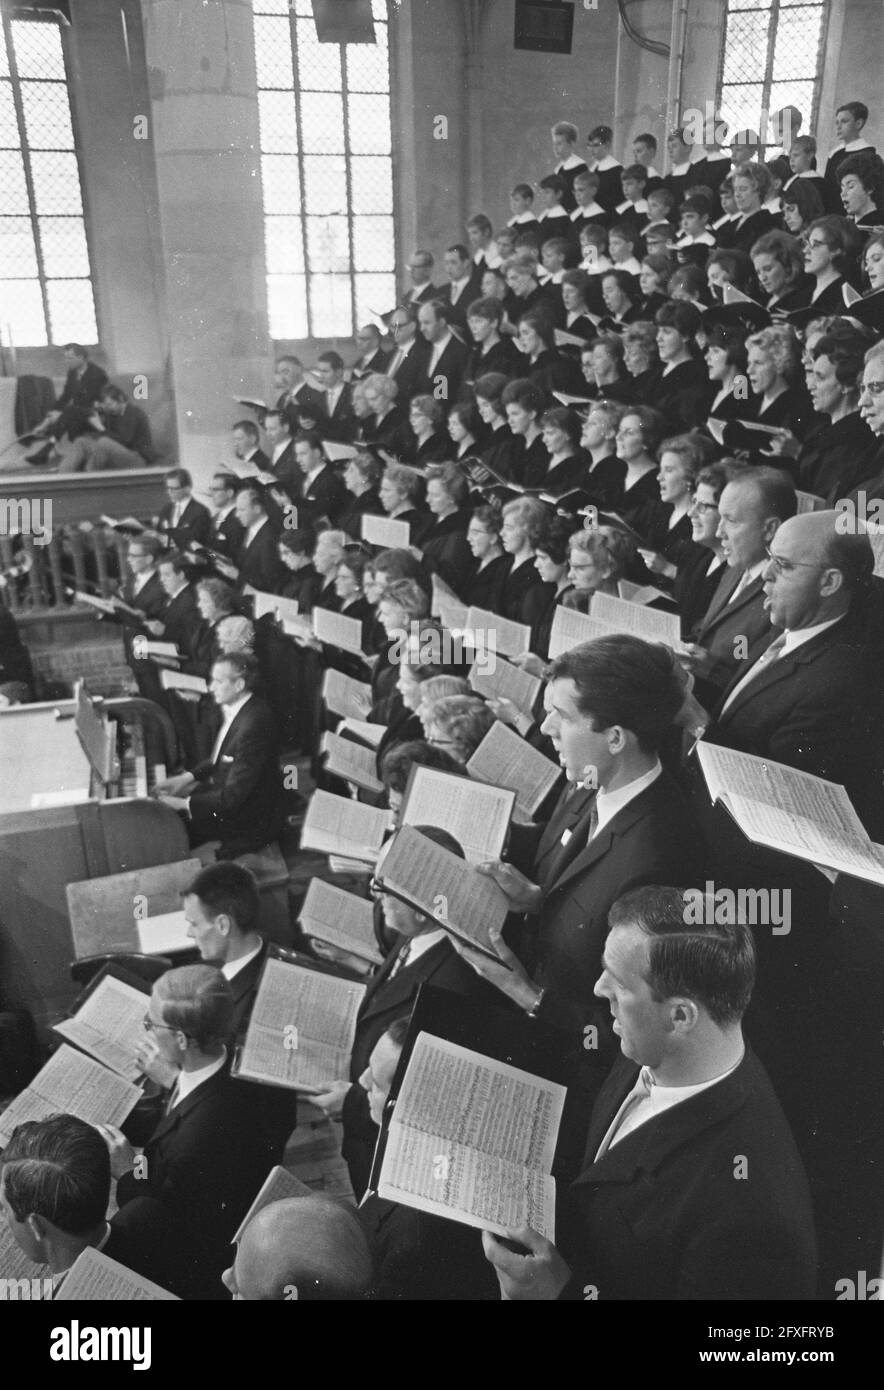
[
  {"left": 66, "top": 858, "right": 203, "bottom": 960},
  {"left": 0, "top": 467, "right": 168, "bottom": 527}
]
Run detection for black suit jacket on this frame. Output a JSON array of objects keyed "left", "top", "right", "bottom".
[
  {"left": 317, "top": 384, "right": 358, "bottom": 443},
  {"left": 236, "top": 520, "right": 285, "bottom": 594},
  {"left": 189, "top": 695, "right": 283, "bottom": 856},
  {"left": 300, "top": 462, "right": 348, "bottom": 526},
  {"left": 386, "top": 340, "right": 430, "bottom": 406},
  {"left": 122, "top": 570, "right": 166, "bottom": 623},
  {"left": 358, "top": 1193, "right": 499, "bottom": 1301},
  {"left": 117, "top": 1067, "right": 272, "bottom": 1299},
  {"left": 212, "top": 508, "right": 246, "bottom": 560},
  {"left": 57, "top": 360, "right": 108, "bottom": 412},
  {"left": 351, "top": 348, "right": 392, "bottom": 381},
  {"left": 415, "top": 335, "right": 470, "bottom": 404},
  {"left": 440, "top": 270, "right": 483, "bottom": 329},
  {"left": 563, "top": 1048, "right": 817, "bottom": 1300},
  {"left": 690, "top": 568, "right": 774, "bottom": 699},
  {"left": 159, "top": 584, "right": 204, "bottom": 657},
  {"left": 157, "top": 497, "right": 213, "bottom": 551},
  {"left": 279, "top": 384, "right": 327, "bottom": 434}
]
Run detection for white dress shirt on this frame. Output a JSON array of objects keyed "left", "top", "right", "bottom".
[
  {"left": 428, "top": 330, "right": 453, "bottom": 375},
  {"left": 596, "top": 1049, "right": 744, "bottom": 1157},
  {"left": 244, "top": 516, "right": 268, "bottom": 549},
  {"left": 172, "top": 1051, "right": 228, "bottom": 1109},
  {"left": 222, "top": 941, "right": 264, "bottom": 982},
  {"left": 448, "top": 274, "right": 472, "bottom": 305},
  {"left": 594, "top": 759, "right": 662, "bottom": 838},
  {"left": 209, "top": 691, "right": 251, "bottom": 764}
]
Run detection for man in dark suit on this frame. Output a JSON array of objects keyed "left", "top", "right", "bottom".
[
  {"left": 114, "top": 534, "right": 169, "bottom": 700},
  {"left": 232, "top": 419, "right": 270, "bottom": 474},
  {"left": 259, "top": 409, "right": 301, "bottom": 505},
  {"left": 294, "top": 431, "right": 348, "bottom": 527},
  {"left": 311, "top": 828, "right": 501, "bottom": 1199},
  {"left": 682, "top": 510, "right": 882, "bottom": 832},
  {"left": 482, "top": 885, "right": 818, "bottom": 1300},
  {"left": 25, "top": 343, "right": 109, "bottom": 466},
  {"left": 351, "top": 324, "right": 391, "bottom": 382},
  {"left": 102, "top": 966, "right": 274, "bottom": 1299},
  {"left": 273, "top": 355, "right": 327, "bottom": 433},
  {"left": 416, "top": 299, "right": 470, "bottom": 404},
  {"left": 129, "top": 550, "right": 205, "bottom": 716},
  {"left": 154, "top": 650, "right": 284, "bottom": 857},
  {"left": 385, "top": 304, "right": 430, "bottom": 406},
  {"left": 314, "top": 351, "right": 357, "bottom": 444},
  {"left": 684, "top": 466, "right": 795, "bottom": 704},
  {"left": 223, "top": 485, "right": 285, "bottom": 594},
  {"left": 206, "top": 472, "right": 245, "bottom": 559},
  {"left": 402, "top": 248, "right": 440, "bottom": 308},
  {"left": 156, "top": 467, "right": 213, "bottom": 551},
  {"left": 0, "top": 1114, "right": 183, "bottom": 1296},
  {"left": 451, "top": 636, "right": 703, "bottom": 1118},
  {"left": 440, "top": 244, "right": 483, "bottom": 332}
]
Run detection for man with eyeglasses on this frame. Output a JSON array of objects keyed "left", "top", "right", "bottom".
[
  {"left": 844, "top": 343, "right": 884, "bottom": 506},
  {"left": 677, "top": 509, "right": 880, "bottom": 821},
  {"left": 98, "top": 965, "right": 272, "bottom": 1300},
  {"left": 155, "top": 467, "right": 212, "bottom": 551},
  {"left": 309, "top": 827, "right": 498, "bottom": 1200},
  {"left": 682, "top": 465, "right": 795, "bottom": 705},
  {"left": 384, "top": 303, "right": 429, "bottom": 406},
  {"left": 403, "top": 248, "right": 439, "bottom": 306},
  {"left": 206, "top": 472, "right": 245, "bottom": 559}
]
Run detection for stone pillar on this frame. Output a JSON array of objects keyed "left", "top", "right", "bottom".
[{"left": 139, "top": 0, "right": 268, "bottom": 486}]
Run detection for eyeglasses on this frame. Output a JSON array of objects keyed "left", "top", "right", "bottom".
[
  {"left": 143, "top": 1013, "right": 180, "bottom": 1034},
  {"left": 690, "top": 496, "right": 719, "bottom": 513},
  {"left": 764, "top": 546, "right": 829, "bottom": 576},
  {"left": 805, "top": 238, "right": 831, "bottom": 250}
]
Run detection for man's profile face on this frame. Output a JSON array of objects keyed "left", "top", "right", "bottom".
[
  {"left": 210, "top": 660, "right": 245, "bottom": 708},
  {"left": 715, "top": 481, "right": 770, "bottom": 569},
  {"left": 444, "top": 250, "right": 468, "bottom": 282},
  {"left": 232, "top": 427, "right": 253, "bottom": 459},
  {"left": 594, "top": 925, "right": 672, "bottom": 1068},
  {"left": 183, "top": 892, "right": 229, "bottom": 964},
  {"left": 539, "top": 677, "right": 614, "bottom": 788},
  {"left": 408, "top": 256, "right": 431, "bottom": 286},
  {"left": 295, "top": 440, "right": 319, "bottom": 476},
  {"left": 418, "top": 305, "right": 440, "bottom": 342},
  {"left": 359, "top": 1032, "right": 403, "bottom": 1127},
  {"left": 316, "top": 361, "right": 339, "bottom": 389},
  {"left": 274, "top": 361, "right": 297, "bottom": 391}
]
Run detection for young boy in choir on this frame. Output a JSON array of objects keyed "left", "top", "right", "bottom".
[
  {"left": 641, "top": 185, "right": 677, "bottom": 238},
  {"left": 508, "top": 183, "right": 541, "bottom": 236},
  {"left": 570, "top": 170, "right": 609, "bottom": 233},
  {"left": 540, "top": 236, "right": 573, "bottom": 285},
  {"left": 711, "top": 175, "right": 739, "bottom": 234},
  {"left": 675, "top": 193, "right": 717, "bottom": 257},
  {"left": 550, "top": 120, "right": 589, "bottom": 211},
  {"left": 632, "top": 132, "right": 660, "bottom": 180},
  {"left": 536, "top": 174, "right": 573, "bottom": 241},
  {"left": 579, "top": 223, "right": 612, "bottom": 275},
  {"left": 615, "top": 164, "right": 650, "bottom": 222},
  {"left": 585, "top": 124, "right": 624, "bottom": 213},
  {"left": 606, "top": 223, "right": 643, "bottom": 277}
]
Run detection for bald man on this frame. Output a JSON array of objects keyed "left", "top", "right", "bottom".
[{"left": 222, "top": 1197, "right": 372, "bottom": 1300}]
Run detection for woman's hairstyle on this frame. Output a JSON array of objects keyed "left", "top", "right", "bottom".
[
  {"left": 706, "top": 248, "right": 754, "bottom": 291},
  {"left": 338, "top": 550, "right": 369, "bottom": 585},
  {"left": 838, "top": 150, "right": 884, "bottom": 206},
  {"left": 750, "top": 229, "right": 805, "bottom": 285},
  {"left": 473, "top": 371, "right": 511, "bottom": 410},
  {"left": 535, "top": 512, "right": 580, "bottom": 565},
  {"left": 363, "top": 371, "right": 398, "bottom": 405},
  {"left": 621, "top": 320, "right": 659, "bottom": 358},
  {"left": 731, "top": 161, "right": 772, "bottom": 199},
  {"left": 378, "top": 577, "right": 430, "bottom": 620},
  {"left": 658, "top": 433, "right": 706, "bottom": 482},
  {"left": 746, "top": 323, "right": 802, "bottom": 382},
  {"left": 641, "top": 252, "right": 675, "bottom": 283},
  {"left": 517, "top": 311, "right": 556, "bottom": 350},
  {"left": 601, "top": 268, "right": 638, "bottom": 299},
  {"left": 426, "top": 462, "right": 469, "bottom": 506},
  {"left": 587, "top": 332, "right": 625, "bottom": 365},
  {"left": 781, "top": 178, "right": 825, "bottom": 226},
  {"left": 216, "top": 615, "right": 256, "bottom": 653},
  {"left": 655, "top": 298, "right": 703, "bottom": 338},
  {"left": 471, "top": 502, "right": 503, "bottom": 537},
  {"left": 348, "top": 452, "right": 383, "bottom": 489},
  {"left": 694, "top": 460, "right": 732, "bottom": 502},
  {"left": 383, "top": 463, "right": 425, "bottom": 505},
  {"left": 584, "top": 398, "right": 627, "bottom": 434},
  {"left": 466, "top": 295, "right": 504, "bottom": 325},
  {"left": 811, "top": 325, "right": 878, "bottom": 391},
  {"left": 423, "top": 694, "right": 496, "bottom": 762},
  {"left": 503, "top": 253, "right": 539, "bottom": 279},
  {"left": 372, "top": 547, "right": 431, "bottom": 594},
  {"left": 448, "top": 400, "right": 481, "bottom": 436},
  {"left": 278, "top": 526, "right": 317, "bottom": 558},
  {"left": 379, "top": 739, "right": 465, "bottom": 795},
  {"left": 806, "top": 215, "right": 863, "bottom": 275},
  {"left": 153, "top": 964, "right": 234, "bottom": 1051},
  {"left": 570, "top": 524, "right": 635, "bottom": 583},
  {"left": 196, "top": 577, "right": 236, "bottom": 612},
  {"left": 502, "top": 494, "right": 550, "bottom": 546},
  {"left": 501, "top": 377, "right": 548, "bottom": 416},
  {"left": 667, "top": 265, "right": 707, "bottom": 302},
  {"left": 560, "top": 268, "right": 591, "bottom": 297},
  {"left": 540, "top": 406, "right": 582, "bottom": 449},
  {"left": 409, "top": 394, "right": 446, "bottom": 428},
  {"left": 618, "top": 403, "right": 668, "bottom": 453}
]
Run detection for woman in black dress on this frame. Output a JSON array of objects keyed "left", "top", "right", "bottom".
[
  {"left": 516, "top": 311, "right": 585, "bottom": 399},
  {"left": 500, "top": 377, "right": 549, "bottom": 488},
  {"left": 464, "top": 296, "right": 522, "bottom": 382},
  {"left": 446, "top": 400, "right": 483, "bottom": 463},
  {"left": 614, "top": 404, "right": 670, "bottom": 531},
  {"left": 404, "top": 395, "right": 451, "bottom": 469},
  {"left": 378, "top": 462, "right": 427, "bottom": 543},
  {"left": 498, "top": 495, "right": 548, "bottom": 623},
  {"left": 650, "top": 299, "right": 709, "bottom": 431},
  {"left": 338, "top": 453, "right": 384, "bottom": 541},
  {"left": 464, "top": 504, "right": 509, "bottom": 612},
  {"left": 802, "top": 215, "right": 856, "bottom": 316},
  {"left": 538, "top": 406, "right": 585, "bottom": 497},
  {"left": 751, "top": 230, "right": 812, "bottom": 316}
]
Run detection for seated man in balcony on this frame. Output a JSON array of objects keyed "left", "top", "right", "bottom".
[
  {"left": 25, "top": 343, "right": 109, "bottom": 467},
  {"left": 58, "top": 385, "right": 155, "bottom": 472}
]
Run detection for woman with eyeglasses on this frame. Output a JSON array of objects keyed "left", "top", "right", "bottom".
[
  {"left": 464, "top": 504, "right": 509, "bottom": 611},
  {"left": 423, "top": 694, "right": 495, "bottom": 765},
  {"left": 498, "top": 495, "right": 548, "bottom": 622},
  {"left": 802, "top": 215, "right": 858, "bottom": 316},
  {"left": 766, "top": 325, "right": 879, "bottom": 503},
  {"left": 673, "top": 461, "right": 731, "bottom": 637},
  {"left": 564, "top": 525, "right": 634, "bottom": 610}
]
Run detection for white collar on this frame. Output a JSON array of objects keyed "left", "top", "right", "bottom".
[
  {"left": 401, "top": 927, "right": 447, "bottom": 965},
  {"left": 539, "top": 204, "right": 568, "bottom": 219},
  {"left": 572, "top": 201, "right": 606, "bottom": 219},
  {"left": 556, "top": 153, "right": 586, "bottom": 171},
  {"left": 830, "top": 138, "right": 873, "bottom": 156},
  {"left": 271, "top": 438, "right": 291, "bottom": 462},
  {"left": 595, "top": 759, "right": 662, "bottom": 834},
  {"left": 589, "top": 155, "right": 620, "bottom": 172},
  {"left": 175, "top": 1050, "right": 228, "bottom": 1106},
  {"left": 246, "top": 516, "right": 268, "bottom": 544},
  {"left": 508, "top": 210, "right": 537, "bottom": 224},
  {"left": 616, "top": 197, "right": 648, "bottom": 214},
  {"left": 222, "top": 940, "right": 264, "bottom": 980},
  {"left": 305, "top": 462, "right": 327, "bottom": 487},
  {"left": 778, "top": 613, "right": 845, "bottom": 657}
]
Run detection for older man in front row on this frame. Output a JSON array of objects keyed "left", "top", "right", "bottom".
[{"left": 481, "top": 885, "right": 818, "bottom": 1301}]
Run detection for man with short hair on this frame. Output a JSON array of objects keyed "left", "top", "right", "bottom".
[
  {"left": 632, "top": 132, "right": 660, "bottom": 180},
  {"left": 824, "top": 100, "right": 876, "bottom": 193},
  {"left": 59, "top": 384, "right": 154, "bottom": 472},
  {"left": 683, "top": 465, "right": 794, "bottom": 701},
  {"left": 294, "top": 430, "right": 347, "bottom": 526},
  {"left": 315, "top": 350, "right": 357, "bottom": 443},
  {"left": 156, "top": 467, "right": 213, "bottom": 550},
  {"left": 441, "top": 243, "right": 483, "bottom": 331},
  {"left": 261, "top": 408, "right": 300, "bottom": 502},
  {"left": 228, "top": 483, "right": 285, "bottom": 592},
  {"left": 385, "top": 304, "right": 429, "bottom": 405},
  {"left": 416, "top": 300, "right": 469, "bottom": 402},
  {"left": 351, "top": 324, "right": 390, "bottom": 382},
  {"left": 482, "top": 886, "right": 817, "bottom": 1300},
  {"left": 154, "top": 650, "right": 284, "bottom": 857},
  {"left": 585, "top": 125, "right": 624, "bottom": 215},
  {"left": 99, "top": 965, "right": 274, "bottom": 1299},
  {"left": 550, "top": 120, "right": 589, "bottom": 212},
  {"left": 25, "top": 343, "right": 109, "bottom": 467},
  {"left": 273, "top": 355, "right": 325, "bottom": 433},
  {"left": 403, "top": 248, "right": 439, "bottom": 306},
  {"left": 232, "top": 418, "right": 270, "bottom": 476},
  {"left": 207, "top": 472, "right": 245, "bottom": 558},
  {"left": 223, "top": 1196, "right": 372, "bottom": 1300},
  {"left": 0, "top": 1114, "right": 182, "bottom": 1295},
  {"left": 466, "top": 213, "right": 501, "bottom": 271},
  {"left": 665, "top": 126, "right": 704, "bottom": 204}
]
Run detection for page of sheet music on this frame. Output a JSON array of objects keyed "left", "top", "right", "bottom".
[
  {"left": 727, "top": 794, "right": 884, "bottom": 884},
  {"left": 136, "top": 909, "right": 193, "bottom": 956},
  {"left": 321, "top": 732, "right": 383, "bottom": 792},
  {"left": 322, "top": 669, "right": 372, "bottom": 720},
  {"left": 869, "top": 530, "right": 884, "bottom": 580},
  {"left": 548, "top": 606, "right": 613, "bottom": 659},
  {"left": 160, "top": 669, "right": 208, "bottom": 694},
  {"left": 233, "top": 1164, "right": 314, "bottom": 1242},
  {"left": 300, "top": 790, "right": 389, "bottom": 861},
  {"left": 339, "top": 718, "right": 385, "bottom": 747},
  {"left": 378, "top": 1033, "right": 565, "bottom": 1238},
  {"left": 362, "top": 514, "right": 411, "bottom": 549},
  {"left": 467, "top": 720, "right": 561, "bottom": 817},
  {"left": 251, "top": 589, "right": 280, "bottom": 620},
  {"left": 298, "top": 879, "right": 382, "bottom": 963},
  {"left": 696, "top": 742, "right": 866, "bottom": 838},
  {"left": 591, "top": 591, "right": 683, "bottom": 648},
  {"left": 54, "top": 975, "right": 147, "bottom": 1080},
  {"left": 237, "top": 958, "right": 366, "bottom": 1090},
  {"left": 54, "top": 1247, "right": 179, "bottom": 1300},
  {"left": 464, "top": 606, "right": 531, "bottom": 658},
  {"left": 399, "top": 765, "right": 514, "bottom": 865},
  {"left": 313, "top": 607, "right": 364, "bottom": 654},
  {"left": 0, "top": 1044, "right": 141, "bottom": 1147},
  {"left": 469, "top": 658, "right": 541, "bottom": 718},
  {"left": 380, "top": 826, "right": 509, "bottom": 952}
]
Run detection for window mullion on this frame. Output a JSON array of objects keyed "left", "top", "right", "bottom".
[
  {"left": 760, "top": 0, "right": 780, "bottom": 148},
  {"left": 4, "top": 14, "right": 51, "bottom": 343},
  {"left": 341, "top": 42, "right": 356, "bottom": 337},
  {"left": 288, "top": 10, "right": 311, "bottom": 338}
]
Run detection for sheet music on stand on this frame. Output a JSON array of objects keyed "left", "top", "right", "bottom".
[{"left": 73, "top": 680, "right": 119, "bottom": 786}]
